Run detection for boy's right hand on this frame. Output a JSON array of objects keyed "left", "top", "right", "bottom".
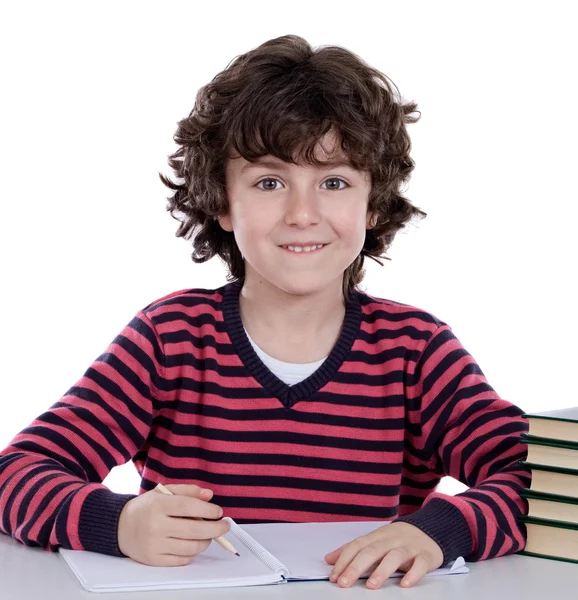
[{"left": 117, "top": 484, "right": 231, "bottom": 566}]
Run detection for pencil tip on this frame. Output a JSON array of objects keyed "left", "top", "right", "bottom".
[{"left": 235, "top": 552, "right": 240, "bottom": 556}]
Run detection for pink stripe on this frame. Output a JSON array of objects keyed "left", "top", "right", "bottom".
[
  {"left": 340, "top": 357, "right": 406, "bottom": 375},
  {"left": 145, "top": 290, "right": 223, "bottom": 320},
  {"left": 165, "top": 482, "right": 400, "bottom": 508},
  {"left": 321, "top": 379, "right": 401, "bottom": 398}
]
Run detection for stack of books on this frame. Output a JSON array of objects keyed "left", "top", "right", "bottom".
[{"left": 519, "top": 407, "right": 578, "bottom": 564}]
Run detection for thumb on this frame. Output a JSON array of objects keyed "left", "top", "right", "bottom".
[{"left": 162, "top": 484, "right": 214, "bottom": 500}]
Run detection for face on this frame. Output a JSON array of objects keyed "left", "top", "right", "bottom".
[{"left": 219, "top": 131, "right": 374, "bottom": 298}]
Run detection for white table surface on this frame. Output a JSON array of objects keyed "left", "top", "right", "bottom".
[{"left": 0, "top": 533, "right": 576, "bottom": 600}]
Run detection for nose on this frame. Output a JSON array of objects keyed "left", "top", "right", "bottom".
[{"left": 283, "top": 186, "right": 322, "bottom": 228}]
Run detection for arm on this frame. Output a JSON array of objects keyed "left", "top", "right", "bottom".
[
  {"left": 0, "top": 310, "right": 163, "bottom": 555},
  {"left": 325, "top": 322, "right": 530, "bottom": 589},
  {"left": 395, "top": 323, "right": 530, "bottom": 563}
]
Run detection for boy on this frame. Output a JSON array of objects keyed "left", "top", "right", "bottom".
[{"left": 0, "top": 35, "right": 529, "bottom": 590}]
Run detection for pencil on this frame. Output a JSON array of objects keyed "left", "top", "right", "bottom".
[{"left": 154, "top": 482, "right": 240, "bottom": 556}]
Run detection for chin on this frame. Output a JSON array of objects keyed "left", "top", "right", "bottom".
[{"left": 269, "top": 276, "right": 341, "bottom": 298}]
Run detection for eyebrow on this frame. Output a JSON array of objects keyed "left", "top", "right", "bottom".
[{"left": 241, "top": 158, "right": 356, "bottom": 174}]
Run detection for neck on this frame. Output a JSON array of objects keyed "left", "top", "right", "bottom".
[{"left": 238, "top": 274, "right": 346, "bottom": 350}]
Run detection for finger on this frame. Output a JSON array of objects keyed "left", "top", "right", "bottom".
[
  {"left": 162, "top": 496, "right": 224, "bottom": 521},
  {"left": 324, "top": 544, "right": 345, "bottom": 565},
  {"left": 166, "top": 515, "right": 231, "bottom": 541},
  {"left": 400, "top": 554, "right": 432, "bottom": 588},
  {"left": 162, "top": 537, "right": 212, "bottom": 557},
  {"left": 363, "top": 547, "right": 411, "bottom": 589},
  {"left": 156, "top": 554, "right": 194, "bottom": 567},
  {"left": 328, "top": 541, "right": 366, "bottom": 583},
  {"left": 163, "top": 484, "right": 214, "bottom": 499},
  {"left": 398, "top": 558, "right": 413, "bottom": 572},
  {"left": 331, "top": 543, "right": 389, "bottom": 588},
  {"left": 327, "top": 528, "right": 388, "bottom": 578}
]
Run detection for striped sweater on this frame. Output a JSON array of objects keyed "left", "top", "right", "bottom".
[{"left": 0, "top": 281, "right": 530, "bottom": 564}]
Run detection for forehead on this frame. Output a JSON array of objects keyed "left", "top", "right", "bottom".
[
  {"left": 237, "top": 156, "right": 356, "bottom": 174},
  {"left": 226, "top": 128, "right": 363, "bottom": 174}
]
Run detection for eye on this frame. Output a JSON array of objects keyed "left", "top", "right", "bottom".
[
  {"left": 256, "top": 178, "right": 282, "bottom": 192},
  {"left": 255, "top": 177, "right": 349, "bottom": 192},
  {"left": 322, "top": 177, "right": 349, "bottom": 191}
]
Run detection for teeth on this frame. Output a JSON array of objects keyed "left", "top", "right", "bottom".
[{"left": 283, "top": 244, "right": 325, "bottom": 253}]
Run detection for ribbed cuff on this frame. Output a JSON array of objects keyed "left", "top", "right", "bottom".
[
  {"left": 78, "top": 488, "right": 137, "bottom": 556},
  {"left": 394, "top": 498, "right": 473, "bottom": 565}
]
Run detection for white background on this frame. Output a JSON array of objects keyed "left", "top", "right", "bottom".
[{"left": 0, "top": 1, "right": 576, "bottom": 496}]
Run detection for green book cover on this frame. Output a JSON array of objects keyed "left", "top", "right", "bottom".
[
  {"left": 520, "top": 461, "right": 578, "bottom": 476},
  {"left": 521, "top": 489, "right": 578, "bottom": 505},
  {"left": 521, "top": 434, "right": 578, "bottom": 450},
  {"left": 519, "top": 513, "right": 578, "bottom": 564}
]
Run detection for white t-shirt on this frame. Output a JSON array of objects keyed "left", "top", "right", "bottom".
[{"left": 244, "top": 329, "right": 328, "bottom": 386}]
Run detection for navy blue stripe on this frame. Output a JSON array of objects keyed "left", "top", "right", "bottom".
[
  {"left": 13, "top": 433, "right": 99, "bottom": 481},
  {"left": 216, "top": 495, "right": 399, "bottom": 520},
  {"left": 469, "top": 505, "right": 488, "bottom": 561},
  {"left": 448, "top": 422, "right": 526, "bottom": 483},
  {"left": 50, "top": 402, "right": 132, "bottom": 458},
  {"left": 59, "top": 386, "right": 146, "bottom": 445},
  {"left": 51, "top": 491, "right": 73, "bottom": 550},
  {"left": 35, "top": 412, "right": 118, "bottom": 470},
  {"left": 459, "top": 490, "right": 514, "bottom": 539},
  {"left": 148, "top": 442, "right": 403, "bottom": 474},
  {"left": 155, "top": 419, "right": 404, "bottom": 451},
  {"left": 157, "top": 399, "right": 406, "bottom": 430},
  {"left": 401, "top": 475, "right": 441, "bottom": 490},
  {"left": 82, "top": 363, "right": 150, "bottom": 417},
  {"left": 426, "top": 398, "right": 495, "bottom": 450},
  {"left": 422, "top": 361, "right": 487, "bottom": 423}
]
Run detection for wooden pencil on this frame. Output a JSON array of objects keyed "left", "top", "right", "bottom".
[{"left": 154, "top": 482, "right": 240, "bottom": 556}]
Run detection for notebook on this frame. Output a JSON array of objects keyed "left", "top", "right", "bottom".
[{"left": 59, "top": 519, "right": 469, "bottom": 592}]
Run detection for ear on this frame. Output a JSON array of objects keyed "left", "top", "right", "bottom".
[
  {"left": 218, "top": 214, "right": 233, "bottom": 232},
  {"left": 366, "top": 212, "right": 376, "bottom": 229}
]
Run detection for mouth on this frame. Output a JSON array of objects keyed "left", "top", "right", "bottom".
[{"left": 279, "top": 243, "right": 329, "bottom": 254}]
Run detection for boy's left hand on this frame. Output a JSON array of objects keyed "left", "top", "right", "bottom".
[{"left": 325, "top": 521, "right": 444, "bottom": 589}]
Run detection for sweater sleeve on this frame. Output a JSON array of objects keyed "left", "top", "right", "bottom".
[
  {"left": 395, "top": 323, "right": 530, "bottom": 564},
  {"left": 0, "top": 310, "right": 163, "bottom": 555}
]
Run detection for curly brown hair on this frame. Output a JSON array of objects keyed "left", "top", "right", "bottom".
[{"left": 159, "top": 35, "right": 426, "bottom": 300}]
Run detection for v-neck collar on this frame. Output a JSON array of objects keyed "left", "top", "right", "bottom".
[{"left": 221, "top": 280, "right": 362, "bottom": 408}]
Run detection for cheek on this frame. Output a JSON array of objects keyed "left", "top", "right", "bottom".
[
  {"left": 334, "top": 208, "right": 368, "bottom": 237},
  {"left": 237, "top": 202, "right": 278, "bottom": 232},
  {"left": 229, "top": 208, "right": 272, "bottom": 254}
]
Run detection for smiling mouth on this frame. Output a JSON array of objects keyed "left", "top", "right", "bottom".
[{"left": 279, "top": 244, "right": 328, "bottom": 254}]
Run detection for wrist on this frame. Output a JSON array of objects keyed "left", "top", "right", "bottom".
[
  {"left": 78, "top": 488, "right": 136, "bottom": 556},
  {"left": 394, "top": 498, "right": 472, "bottom": 565}
]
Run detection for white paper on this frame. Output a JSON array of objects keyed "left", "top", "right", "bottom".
[
  {"left": 60, "top": 519, "right": 468, "bottom": 593},
  {"left": 59, "top": 522, "right": 282, "bottom": 593},
  {"left": 242, "top": 520, "right": 469, "bottom": 580}
]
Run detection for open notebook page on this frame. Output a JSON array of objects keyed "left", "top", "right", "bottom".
[
  {"left": 60, "top": 519, "right": 468, "bottom": 592},
  {"left": 242, "top": 520, "right": 469, "bottom": 580},
  {"left": 59, "top": 520, "right": 284, "bottom": 593}
]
